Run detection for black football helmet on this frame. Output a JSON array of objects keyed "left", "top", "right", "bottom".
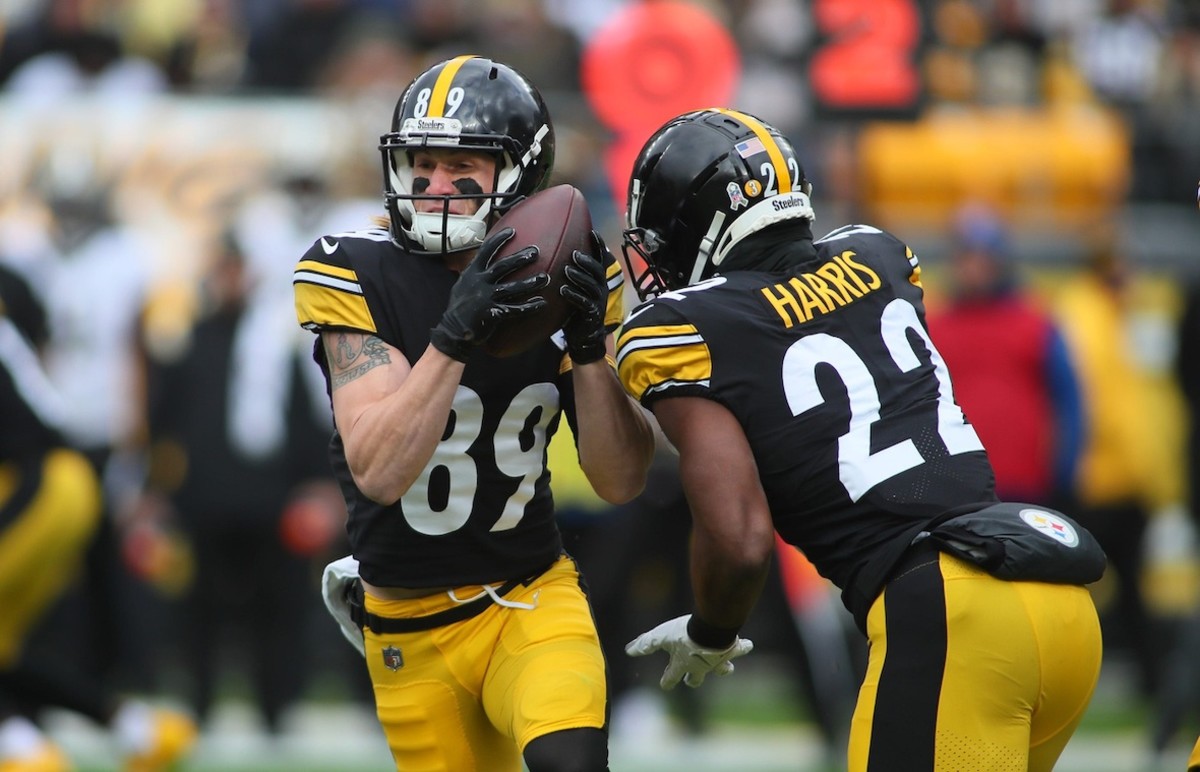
[
  {"left": 380, "top": 55, "right": 555, "bottom": 254},
  {"left": 622, "top": 108, "right": 814, "bottom": 301}
]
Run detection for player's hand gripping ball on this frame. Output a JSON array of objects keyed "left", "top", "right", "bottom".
[
  {"left": 480, "top": 184, "right": 594, "bottom": 358},
  {"left": 428, "top": 229, "right": 549, "bottom": 363}
]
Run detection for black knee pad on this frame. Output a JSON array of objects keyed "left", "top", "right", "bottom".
[{"left": 523, "top": 726, "right": 609, "bottom": 772}]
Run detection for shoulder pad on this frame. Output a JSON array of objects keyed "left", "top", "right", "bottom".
[
  {"left": 616, "top": 301, "right": 710, "bottom": 404},
  {"left": 293, "top": 235, "right": 379, "bottom": 334}
]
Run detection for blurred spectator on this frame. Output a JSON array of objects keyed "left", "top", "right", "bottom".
[
  {"left": 1150, "top": 274, "right": 1200, "bottom": 760},
  {"left": 242, "top": 0, "right": 369, "bottom": 92},
  {"left": 403, "top": 0, "right": 480, "bottom": 56},
  {"left": 0, "top": 0, "right": 166, "bottom": 102},
  {"left": 311, "top": 17, "right": 419, "bottom": 102},
  {"left": 1178, "top": 276, "right": 1200, "bottom": 554},
  {"left": 0, "top": 260, "right": 48, "bottom": 350},
  {"left": 733, "top": 0, "right": 811, "bottom": 137},
  {"left": 144, "top": 0, "right": 251, "bottom": 93},
  {"left": 1055, "top": 235, "right": 1163, "bottom": 699},
  {"left": 1069, "top": 0, "right": 1178, "bottom": 204},
  {"left": 926, "top": 204, "right": 1085, "bottom": 507},
  {"left": 0, "top": 261, "right": 197, "bottom": 771},
  {"left": 135, "top": 232, "right": 345, "bottom": 734},
  {"left": 542, "top": 0, "right": 627, "bottom": 43},
  {"left": 474, "top": 0, "right": 582, "bottom": 94},
  {"left": 0, "top": 183, "right": 164, "bottom": 699},
  {"left": 1134, "top": 2, "right": 1200, "bottom": 202},
  {"left": 233, "top": 172, "right": 378, "bottom": 293},
  {"left": 1070, "top": 0, "right": 1167, "bottom": 109}
]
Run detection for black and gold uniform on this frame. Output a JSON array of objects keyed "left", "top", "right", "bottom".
[
  {"left": 618, "top": 226, "right": 1101, "bottom": 771},
  {"left": 0, "top": 277, "right": 101, "bottom": 668},
  {"left": 295, "top": 227, "right": 626, "bottom": 771},
  {"left": 293, "top": 55, "right": 657, "bottom": 772},
  {"left": 617, "top": 106, "right": 1102, "bottom": 772},
  {"left": 295, "top": 227, "right": 624, "bottom": 589},
  {"left": 619, "top": 224, "right": 997, "bottom": 627}
]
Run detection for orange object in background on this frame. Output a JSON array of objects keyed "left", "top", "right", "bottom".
[
  {"left": 810, "top": 0, "right": 923, "bottom": 116},
  {"left": 775, "top": 534, "right": 832, "bottom": 613},
  {"left": 121, "top": 519, "right": 194, "bottom": 597},
  {"left": 581, "top": 1, "right": 740, "bottom": 215}
]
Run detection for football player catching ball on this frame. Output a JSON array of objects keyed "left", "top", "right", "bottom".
[{"left": 294, "top": 56, "right": 654, "bottom": 772}]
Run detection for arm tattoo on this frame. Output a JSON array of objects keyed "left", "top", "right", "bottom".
[{"left": 326, "top": 334, "right": 391, "bottom": 390}]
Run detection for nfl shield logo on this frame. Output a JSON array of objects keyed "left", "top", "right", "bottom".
[{"left": 381, "top": 645, "right": 404, "bottom": 671}]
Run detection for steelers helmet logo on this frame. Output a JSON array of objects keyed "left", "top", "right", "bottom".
[{"left": 1019, "top": 508, "right": 1080, "bottom": 548}]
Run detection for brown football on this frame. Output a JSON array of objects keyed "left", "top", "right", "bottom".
[{"left": 481, "top": 184, "right": 593, "bottom": 358}]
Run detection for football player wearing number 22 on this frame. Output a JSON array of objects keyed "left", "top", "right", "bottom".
[
  {"left": 292, "top": 56, "right": 654, "bottom": 772},
  {"left": 615, "top": 108, "right": 1105, "bottom": 772}
]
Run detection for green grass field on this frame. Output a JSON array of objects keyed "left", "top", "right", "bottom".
[{"left": 53, "top": 655, "right": 1192, "bottom": 772}]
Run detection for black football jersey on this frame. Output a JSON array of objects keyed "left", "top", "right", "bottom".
[
  {"left": 616, "top": 224, "right": 997, "bottom": 622},
  {"left": 0, "top": 313, "right": 67, "bottom": 531},
  {"left": 0, "top": 315, "right": 63, "bottom": 466},
  {"left": 294, "top": 227, "right": 626, "bottom": 588}
]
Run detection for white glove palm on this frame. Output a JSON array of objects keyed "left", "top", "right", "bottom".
[{"left": 625, "top": 614, "right": 754, "bottom": 690}]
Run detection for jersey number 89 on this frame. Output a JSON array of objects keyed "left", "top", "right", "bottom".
[{"left": 400, "top": 383, "right": 557, "bottom": 535}]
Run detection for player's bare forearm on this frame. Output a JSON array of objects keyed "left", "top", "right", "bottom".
[
  {"left": 688, "top": 498, "right": 774, "bottom": 631},
  {"left": 326, "top": 333, "right": 464, "bottom": 503},
  {"left": 658, "top": 396, "right": 775, "bottom": 630},
  {"left": 572, "top": 354, "right": 655, "bottom": 504}
]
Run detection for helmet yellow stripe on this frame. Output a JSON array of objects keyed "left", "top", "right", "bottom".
[
  {"left": 429, "top": 55, "right": 475, "bottom": 117},
  {"left": 714, "top": 108, "right": 791, "bottom": 193}
]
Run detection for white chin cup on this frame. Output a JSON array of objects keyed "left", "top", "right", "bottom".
[{"left": 408, "top": 212, "right": 487, "bottom": 253}]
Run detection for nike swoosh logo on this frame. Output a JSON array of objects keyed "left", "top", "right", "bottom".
[
  {"left": 321, "top": 237, "right": 338, "bottom": 255},
  {"left": 624, "top": 303, "right": 657, "bottom": 324}
]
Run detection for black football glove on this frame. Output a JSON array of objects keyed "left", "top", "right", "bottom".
[
  {"left": 560, "top": 231, "right": 611, "bottom": 365},
  {"left": 430, "top": 227, "right": 549, "bottom": 362}
]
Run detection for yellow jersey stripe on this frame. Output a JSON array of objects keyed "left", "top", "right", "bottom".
[
  {"left": 906, "top": 246, "right": 923, "bottom": 288},
  {"left": 716, "top": 108, "right": 791, "bottom": 193},
  {"left": 618, "top": 341, "right": 712, "bottom": 403},
  {"left": 294, "top": 282, "right": 377, "bottom": 334},
  {"left": 603, "top": 262, "right": 626, "bottom": 329},
  {"left": 616, "top": 323, "right": 712, "bottom": 402},
  {"left": 617, "top": 322, "right": 699, "bottom": 349},
  {"left": 296, "top": 259, "right": 357, "bottom": 283},
  {"left": 429, "top": 55, "right": 475, "bottom": 117}
]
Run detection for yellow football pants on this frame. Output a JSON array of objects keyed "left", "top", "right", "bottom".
[
  {"left": 0, "top": 449, "right": 102, "bottom": 667},
  {"left": 850, "top": 548, "right": 1102, "bottom": 771},
  {"left": 362, "top": 554, "right": 607, "bottom": 772}
]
